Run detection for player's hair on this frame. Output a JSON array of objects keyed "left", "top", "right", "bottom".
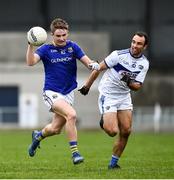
[
  {"left": 134, "top": 31, "right": 149, "bottom": 46},
  {"left": 50, "top": 18, "right": 69, "bottom": 33}
]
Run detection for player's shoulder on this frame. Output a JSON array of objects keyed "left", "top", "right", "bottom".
[
  {"left": 37, "top": 43, "right": 52, "bottom": 49},
  {"left": 64, "top": 40, "right": 79, "bottom": 50},
  {"left": 141, "top": 55, "right": 149, "bottom": 64},
  {"left": 107, "top": 49, "right": 127, "bottom": 57},
  {"left": 66, "top": 40, "right": 78, "bottom": 46},
  {"left": 117, "top": 48, "right": 129, "bottom": 56},
  {"left": 140, "top": 55, "right": 149, "bottom": 69},
  {"left": 35, "top": 43, "right": 49, "bottom": 52}
]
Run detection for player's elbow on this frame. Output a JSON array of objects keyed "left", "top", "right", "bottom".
[
  {"left": 26, "top": 59, "right": 37, "bottom": 66},
  {"left": 27, "top": 62, "right": 34, "bottom": 66},
  {"left": 129, "top": 83, "right": 142, "bottom": 91}
]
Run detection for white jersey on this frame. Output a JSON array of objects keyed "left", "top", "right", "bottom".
[{"left": 98, "top": 48, "right": 149, "bottom": 98}]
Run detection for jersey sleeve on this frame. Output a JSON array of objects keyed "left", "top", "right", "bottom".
[
  {"left": 35, "top": 45, "right": 46, "bottom": 60},
  {"left": 135, "top": 60, "right": 149, "bottom": 83},
  {"left": 104, "top": 50, "right": 119, "bottom": 68},
  {"left": 72, "top": 42, "right": 85, "bottom": 60}
]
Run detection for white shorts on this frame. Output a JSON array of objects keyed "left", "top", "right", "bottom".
[
  {"left": 43, "top": 90, "right": 74, "bottom": 111},
  {"left": 98, "top": 93, "right": 133, "bottom": 114}
]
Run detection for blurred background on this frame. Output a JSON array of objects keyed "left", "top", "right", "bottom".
[{"left": 0, "top": 0, "right": 174, "bottom": 132}]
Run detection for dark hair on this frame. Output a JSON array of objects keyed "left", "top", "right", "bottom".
[
  {"left": 50, "top": 18, "right": 69, "bottom": 33},
  {"left": 134, "top": 31, "right": 149, "bottom": 46}
]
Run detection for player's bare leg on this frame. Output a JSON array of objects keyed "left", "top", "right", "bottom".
[
  {"left": 28, "top": 113, "right": 66, "bottom": 157},
  {"left": 42, "top": 113, "right": 66, "bottom": 137},
  {"left": 52, "top": 99, "right": 84, "bottom": 164},
  {"left": 102, "top": 112, "right": 119, "bottom": 137},
  {"left": 29, "top": 99, "right": 84, "bottom": 164},
  {"left": 101, "top": 111, "right": 132, "bottom": 169},
  {"left": 110, "top": 110, "right": 132, "bottom": 169},
  {"left": 101, "top": 112, "right": 120, "bottom": 169}
]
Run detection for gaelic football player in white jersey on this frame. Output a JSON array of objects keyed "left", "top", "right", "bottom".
[
  {"left": 79, "top": 31, "right": 149, "bottom": 169},
  {"left": 26, "top": 18, "right": 100, "bottom": 164}
]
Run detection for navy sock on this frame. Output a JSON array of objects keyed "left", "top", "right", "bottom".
[{"left": 110, "top": 155, "right": 119, "bottom": 166}]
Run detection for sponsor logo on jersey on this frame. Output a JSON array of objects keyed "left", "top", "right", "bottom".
[
  {"left": 123, "top": 60, "right": 129, "bottom": 65},
  {"left": 120, "top": 71, "right": 138, "bottom": 79},
  {"left": 68, "top": 47, "right": 73, "bottom": 53},
  {"left": 132, "top": 63, "right": 136, "bottom": 68},
  {"left": 138, "top": 65, "right": 144, "bottom": 70},
  {"left": 51, "top": 49, "right": 58, "bottom": 53},
  {"left": 51, "top": 57, "right": 72, "bottom": 63},
  {"left": 60, "top": 50, "right": 66, "bottom": 54}
]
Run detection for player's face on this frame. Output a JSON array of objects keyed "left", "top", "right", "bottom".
[
  {"left": 52, "top": 29, "right": 69, "bottom": 46},
  {"left": 130, "top": 35, "right": 147, "bottom": 57}
]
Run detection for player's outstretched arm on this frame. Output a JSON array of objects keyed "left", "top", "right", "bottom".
[
  {"left": 80, "top": 55, "right": 100, "bottom": 71},
  {"left": 79, "top": 69, "right": 100, "bottom": 95},
  {"left": 79, "top": 61, "right": 107, "bottom": 95},
  {"left": 78, "top": 70, "right": 100, "bottom": 95}
]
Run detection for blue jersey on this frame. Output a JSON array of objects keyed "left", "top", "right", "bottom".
[{"left": 35, "top": 40, "right": 85, "bottom": 95}]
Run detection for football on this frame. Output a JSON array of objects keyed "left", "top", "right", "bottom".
[{"left": 27, "top": 26, "right": 47, "bottom": 46}]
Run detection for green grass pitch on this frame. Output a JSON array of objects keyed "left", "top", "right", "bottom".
[{"left": 0, "top": 129, "right": 174, "bottom": 179}]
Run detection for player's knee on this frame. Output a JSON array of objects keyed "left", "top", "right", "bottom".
[
  {"left": 99, "top": 115, "right": 118, "bottom": 137},
  {"left": 121, "top": 128, "right": 131, "bottom": 138},
  {"left": 107, "top": 132, "right": 117, "bottom": 137},
  {"left": 105, "top": 127, "right": 118, "bottom": 137},
  {"left": 51, "top": 127, "right": 62, "bottom": 135},
  {"left": 53, "top": 128, "right": 61, "bottom": 135},
  {"left": 107, "top": 130, "right": 117, "bottom": 137},
  {"left": 66, "top": 112, "right": 77, "bottom": 123}
]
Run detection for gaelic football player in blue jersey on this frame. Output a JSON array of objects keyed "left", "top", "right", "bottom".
[
  {"left": 79, "top": 32, "right": 149, "bottom": 169},
  {"left": 26, "top": 18, "right": 100, "bottom": 164}
]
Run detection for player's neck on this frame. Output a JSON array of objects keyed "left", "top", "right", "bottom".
[
  {"left": 129, "top": 49, "right": 142, "bottom": 58},
  {"left": 52, "top": 41, "right": 67, "bottom": 47}
]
